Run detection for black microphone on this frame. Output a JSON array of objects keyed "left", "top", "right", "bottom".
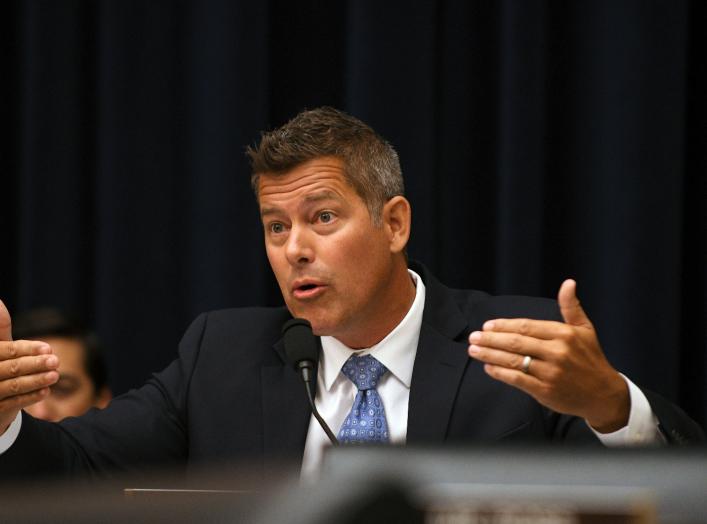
[{"left": 282, "top": 318, "right": 339, "bottom": 446}]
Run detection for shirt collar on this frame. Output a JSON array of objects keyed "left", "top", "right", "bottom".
[{"left": 319, "top": 269, "right": 426, "bottom": 391}]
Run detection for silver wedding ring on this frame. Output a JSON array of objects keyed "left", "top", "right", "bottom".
[{"left": 521, "top": 355, "right": 532, "bottom": 374}]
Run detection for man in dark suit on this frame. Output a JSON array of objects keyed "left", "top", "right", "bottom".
[{"left": 0, "top": 107, "right": 702, "bottom": 479}]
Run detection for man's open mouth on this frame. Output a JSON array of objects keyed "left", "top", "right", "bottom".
[{"left": 292, "top": 281, "right": 327, "bottom": 299}]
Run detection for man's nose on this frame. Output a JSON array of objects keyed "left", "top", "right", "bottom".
[{"left": 285, "top": 226, "right": 315, "bottom": 265}]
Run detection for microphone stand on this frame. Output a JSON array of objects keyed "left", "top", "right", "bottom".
[{"left": 297, "top": 361, "right": 339, "bottom": 446}]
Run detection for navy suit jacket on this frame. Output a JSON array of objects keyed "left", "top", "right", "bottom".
[{"left": 1, "top": 263, "right": 703, "bottom": 478}]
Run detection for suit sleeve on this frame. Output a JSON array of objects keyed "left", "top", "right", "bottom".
[
  {"left": 0, "top": 313, "right": 210, "bottom": 480},
  {"left": 642, "top": 389, "right": 706, "bottom": 445}
]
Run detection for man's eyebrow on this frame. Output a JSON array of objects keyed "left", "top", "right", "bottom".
[
  {"left": 259, "top": 191, "right": 341, "bottom": 218},
  {"left": 301, "top": 190, "right": 340, "bottom": 204},
  {"left": 55, "top": 375, "right": 80, "bottom": 387},
  {"left": 259, "top": 206, "right": 280, "bottom": 218}
]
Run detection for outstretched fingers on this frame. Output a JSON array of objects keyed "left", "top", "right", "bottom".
[
  {"left": 0, "top": 340, "right": 52, "bottom": 361},
  {"left": 0, "top": 340, "right": 58, "bottom": 407}
]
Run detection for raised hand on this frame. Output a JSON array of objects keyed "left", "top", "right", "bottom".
[
  {"left": 468, "top": 280, "right": 630, "bottom": 433},
  {"left": 0, "top": 299, "right": 60, "bottom": 433}
]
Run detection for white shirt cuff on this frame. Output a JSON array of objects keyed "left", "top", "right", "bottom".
[
  {"left": 589, "top": 373, "right": 664, "bottom": 446},
  {"left": 0, "top": 411, "right": 22, "bottom": 455}
]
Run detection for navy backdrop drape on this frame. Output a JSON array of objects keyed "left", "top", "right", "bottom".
[{"left": 1, "top": 0, "right": 705, "bottom": 427}]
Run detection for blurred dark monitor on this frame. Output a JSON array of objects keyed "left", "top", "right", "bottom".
[
  {"left": 316, "top": 446, "right": 707, "bottom": 524},
  {"left": 3, "top": 446, "right": 707, "bottom": 523}
]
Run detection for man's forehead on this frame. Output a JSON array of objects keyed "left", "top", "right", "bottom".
[{"left": 256, "top": 160, "right": 353, "bottom": 205}]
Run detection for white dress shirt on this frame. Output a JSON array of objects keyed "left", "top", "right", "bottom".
[{"left": 0, "top": 270, "right": 662, "bottom": 462}]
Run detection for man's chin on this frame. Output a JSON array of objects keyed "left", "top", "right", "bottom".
[
  {"left": 291, "top": 315, "right": 338, "bottom": 338},
  {"left": 306, "top": 319, "right": 334, "bottom": 337},
  {"left": 285, "top": 301, "right": 334, "bottom": 330}
]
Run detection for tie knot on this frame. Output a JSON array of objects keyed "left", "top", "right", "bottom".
[{"left": 341, "top": 354, "right": 388, "bottom": 391}]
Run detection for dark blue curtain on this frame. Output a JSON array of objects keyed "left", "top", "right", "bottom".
[{"left": 2, "top": 0, "right": 705, "bottom": 427}]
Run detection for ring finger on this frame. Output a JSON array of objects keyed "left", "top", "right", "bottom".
[{"left": 469, "top": 345, "right": 546, "bottom": 377}]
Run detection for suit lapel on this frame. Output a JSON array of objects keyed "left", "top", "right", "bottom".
[
  {"left": 407, "top": 263, "right": 471, "bottom": 444},
  {"left": 261, "top": 338, "right": 313, "bottom": 461}
]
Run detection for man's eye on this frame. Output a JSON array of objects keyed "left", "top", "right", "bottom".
[
  {"left": 269, "top": 223, "right": 284, "bottom": 234},
  {"left": 319, "top": 212, "right": 333, "bottom": 223}
]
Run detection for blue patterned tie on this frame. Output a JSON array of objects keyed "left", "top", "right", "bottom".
[{"left": 338, "top": 354, "right": 390, "bottom": 443}]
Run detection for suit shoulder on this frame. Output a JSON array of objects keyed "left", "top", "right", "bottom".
[
  {"left": 411, "top": 261, "right": 562, "bottom": 324},
  {"left": 449, "top": 287, "right": 562, "bottom": 323},
  {"left": 203, "top": 306, "right": 290, "bottom": 324},
  {"left": 175, "top": 306, "right": 290, "bottom": 370},
  {"left": 200, "top": 306, "right": 291, "bottom": 338}
]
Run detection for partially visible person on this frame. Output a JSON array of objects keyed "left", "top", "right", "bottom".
[{"left": 11, "top": 309, "right": 112, "bottom": 422}]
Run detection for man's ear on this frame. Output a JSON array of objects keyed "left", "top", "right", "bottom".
[
  {"left": 94, "top": 386, "right": 112, "bottom": 409},
  {"left": 382, "top": 196, "right": 411, "bottom": 254}
]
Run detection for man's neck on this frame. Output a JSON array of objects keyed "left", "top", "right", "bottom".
[{"left": 335, "top": 264, "right": 417, "bottom": 349}]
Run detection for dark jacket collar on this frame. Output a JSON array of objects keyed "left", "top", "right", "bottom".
[
  {"left": 409, "top": 260, "right": 469, "bottom": 341},
  {"left": 406, "top": 261, "right": 473, "bottom": 443}
]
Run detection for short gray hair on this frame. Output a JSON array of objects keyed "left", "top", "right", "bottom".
[{"left": 246, "top": 107, "right": 404, "bottom": 225}]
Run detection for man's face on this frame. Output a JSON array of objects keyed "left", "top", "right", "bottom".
[
  {"left": 258, "top": 157, "right": 405, "bottom": 348},
  {"left": 24, "top": 336, "right": 108, "bottom": 422}
]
